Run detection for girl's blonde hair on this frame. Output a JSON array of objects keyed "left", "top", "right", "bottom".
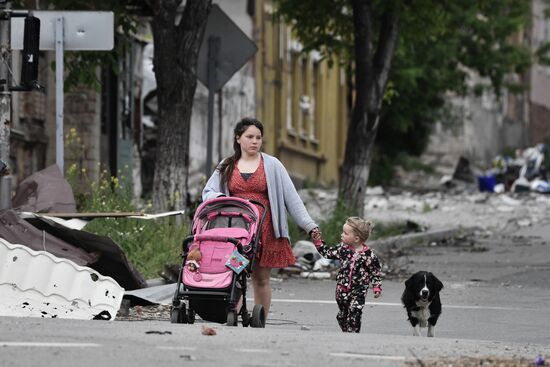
[{"left": 346, "top": 216, "right": 375, "bottom": 242}]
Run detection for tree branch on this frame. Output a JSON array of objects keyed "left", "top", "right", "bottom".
[{"left": 372, "top": 1, "right": 400, "bottom": 109}]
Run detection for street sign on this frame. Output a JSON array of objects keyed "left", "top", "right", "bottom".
[
  {"left": 10, "top": 10, "right": 114, "bottom": 175},
  {"left": 197, "top": 4, "right": 258, "bottom": 177},
  {"left": 10, "top": 11, "right": 113, "bottom": 50},
  {"left": 197, "top": 4, "right": 257, "bottom": 92}
]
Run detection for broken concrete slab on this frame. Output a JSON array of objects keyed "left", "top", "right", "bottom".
[
  {"left": 0, "top": 238, "right": 124, "bottom": 320},
  {"left": 11, "top": 164, "right": 76, "bottom": 213}
]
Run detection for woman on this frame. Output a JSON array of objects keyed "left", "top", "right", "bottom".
[{"left": 202, "top": 117, "right": 320, "bottom": 318}]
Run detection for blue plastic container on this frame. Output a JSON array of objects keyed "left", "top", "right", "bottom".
[{"left": 478, "top": 175, "right": 496, "bottom": 192}]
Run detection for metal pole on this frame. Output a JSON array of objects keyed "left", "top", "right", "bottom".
[
  {"left": 205, "top": 36, "right": 219, "bottom": 178},
  {"left": 55, "top": 16, "right": 64, "bottom": 174},
  {"left": 0, "top": 2, "right": 12, "bottom": 209}
]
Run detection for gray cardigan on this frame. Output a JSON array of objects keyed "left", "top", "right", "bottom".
[{"left": 202, "top": 152, "right": 318, "bottom": 239}]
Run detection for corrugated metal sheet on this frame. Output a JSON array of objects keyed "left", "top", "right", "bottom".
[
  {"left": 124, "top": 282, "right": 176, "bottom": 306},
  {"left": 0, "top": 210, "right": 147, "bottom": 290},
  {"left": 0, "top": 238, "right": 124, "bottom": 320}
]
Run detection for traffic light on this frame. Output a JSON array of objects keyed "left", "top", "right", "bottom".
[{"left": 20, "top": 15, "right": 40, "bottom": 90}]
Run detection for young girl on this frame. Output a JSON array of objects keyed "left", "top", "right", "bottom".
[{"left": 312, "top": 217, "right": 382, "bottom": 333}]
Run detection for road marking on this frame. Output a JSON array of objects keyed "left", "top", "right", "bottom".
[
  {"left": 0, "top": 342, "right": 100, "bottom": 348},
  {"left": 273, "top": 298, "right": 335, "bottom": 304},
  {"left": 234, "top": 348, "right": 271, "bottom": 353},
  {"left": 157, "top": 346, "right": 197, "bottom": 351},
  {"left": 234, "top": 348, "right": 272, "bottom": 353},
  {"left": 330, "top": 352, "right": 406, "bottom": 360},
  {"left": 272, "top": 298, "right": 531, "bottom": 311}
]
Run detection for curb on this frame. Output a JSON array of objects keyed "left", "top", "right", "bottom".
[{"left": 369, "top": 226, "right": 480, "bottom": 252}]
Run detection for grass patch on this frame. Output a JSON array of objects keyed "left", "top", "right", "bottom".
[
  {"left": 370, "top": 221, "right": 410, "bottom": 240},
  {"left": 422, "top": 201, "right": 432, "bottom": 213},
  {"left": 396, "top": 154, "right": 435, "bottom": 174},
  {"left": 368, "top": 152, "right": 435, "bottom": 187}
]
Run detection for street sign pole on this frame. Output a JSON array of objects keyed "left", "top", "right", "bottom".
[
  {"left": 0, "top": 1, "right": 11, "bottom": 209},
  {"left": 11, "top": 10, "right": 114, "bottom": 176},
  {"left": 55, "top": 16, "right": 64, "bottom": 173},
  {"left": 205, "top": 36, "right": 220, "bottom": 177}
]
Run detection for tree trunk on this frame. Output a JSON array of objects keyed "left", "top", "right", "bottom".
[
  {"left": 148, "top": 0, "right": 212, "bottom": 211},
  {"left": 339, "top": 0, "right": 400, "bottom": 217}
]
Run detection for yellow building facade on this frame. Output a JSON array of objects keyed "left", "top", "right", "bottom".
[{"left": 253, "top": 1, "right": 349, "bottom": 188}]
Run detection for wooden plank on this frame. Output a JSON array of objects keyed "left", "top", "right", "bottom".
[{"left": 38, "top": 212, "right": 144, "bottom": 218}]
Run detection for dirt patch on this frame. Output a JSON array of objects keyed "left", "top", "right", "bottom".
[
  {"left": 116, "top": 304, "right": 170, "bottom": 321},
  {"left": 405, "top": 356, "right": 547, "bottom": 367}
]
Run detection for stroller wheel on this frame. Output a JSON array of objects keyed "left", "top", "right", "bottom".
[
  {"left": 170, "top": 304, "right": 188, "bottom": 324},
  {"left": 188, "top": 308, "right": 196, "bottom": 324},
  {"left": 241, "top": 311, "right": 250, "bottom": 327},
  {"left": 226, "top": 310, "right": 238, "bottom": 326},
  {"left": 250, "top": 304, "right": 265, "bottom": 328}
]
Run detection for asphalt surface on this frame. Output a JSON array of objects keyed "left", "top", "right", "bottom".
[{"left": 1, "top": 222, "right": 549, "bottom": 366}]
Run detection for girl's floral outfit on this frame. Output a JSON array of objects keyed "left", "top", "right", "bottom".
[{"left": 315, "top": 241, "right": 382, "bottom": 333}]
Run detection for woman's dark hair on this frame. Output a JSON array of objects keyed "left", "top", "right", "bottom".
[{"left": 218, "top": 117, "right": 264, "bottom": 188}]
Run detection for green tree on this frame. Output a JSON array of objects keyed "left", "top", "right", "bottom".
[{"left": 275, "top": 0, "right": 531, "bottom": 216}]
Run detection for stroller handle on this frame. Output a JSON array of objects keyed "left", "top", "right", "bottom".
[{"left": 248, "top": 199, "right": 266, "bottom": 213}]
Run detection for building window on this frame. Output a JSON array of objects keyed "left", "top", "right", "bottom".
[
  {"left": 298, "top": 57, "right": 308, "bottom": 137},
  {"left": 288, "top": 51, "right": 300, "bottom": 135},
  {"left": 311, "top": 60, "right": 320, "bottom": 142}
]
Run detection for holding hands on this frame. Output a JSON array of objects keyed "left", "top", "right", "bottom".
[{"left": 310, "top": 227, "right": 323, "bottom": 246}]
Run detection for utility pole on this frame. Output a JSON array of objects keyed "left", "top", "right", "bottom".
[{"left": 0, "top": 0, "right": 11, "bottom": 209}]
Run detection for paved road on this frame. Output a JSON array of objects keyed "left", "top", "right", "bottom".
[
  {"left": 1, "top": 223, "right": 549, "bottom": 366},
  {"left": 1, "top": 276, "right": 548, "bottom": 367},
  {"left": 269, "top": 277, "right": 550, "bottom": 344},
  {"left": 0, "top": 304, "right": 547, "bottom": 367}
]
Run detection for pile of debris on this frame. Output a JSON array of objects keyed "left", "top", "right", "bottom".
[
  {"left": 478, "top": 143, "right": 549, "bottom": 194},
  {"left": 0, "top": 165, "right": 175, "bottom": 321},
  {"left": 279, "top": 240, "right": 340, "bottom": 279}
]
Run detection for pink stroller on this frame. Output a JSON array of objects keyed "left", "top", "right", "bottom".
[{"left": 170, "top": 196, "right": 267, "bottom": 327}]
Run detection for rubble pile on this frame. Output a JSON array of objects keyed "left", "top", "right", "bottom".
[
  {"left": 280, "top": 240, "right": 340, "bottom": 279},
  {"left": 295, "top": 155, "right": 550, "bottom": 279},
  {"left": 300, "top": 187, "right": 550, "bottom": 232},
  {"left": 480, "top": 143, "right": 550, "bottom": 194}
]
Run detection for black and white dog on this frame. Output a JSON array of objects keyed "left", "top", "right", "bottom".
[{"left": 401, "top": 271, "right": 443, "bottom": 337}]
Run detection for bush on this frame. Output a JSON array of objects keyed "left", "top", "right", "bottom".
[
  {"left": 84, "top": 216, "right": 188, "bottom": 279},
  {"left": 66, "top": 158, "right": 188, "bottom": 279}
]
